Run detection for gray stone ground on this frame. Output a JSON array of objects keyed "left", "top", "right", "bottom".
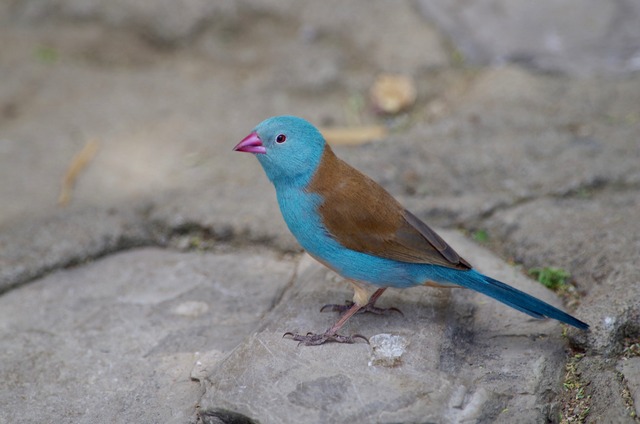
[{"left": 1, "top": 1, "right": 639, "bottom": 423}]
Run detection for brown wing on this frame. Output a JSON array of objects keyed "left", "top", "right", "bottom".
[{"left": 307, "top": 146, "right": 471, "bottom": 270}]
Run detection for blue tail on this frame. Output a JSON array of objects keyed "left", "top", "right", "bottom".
[{"left": 448, "top": 270, "right": 589, "bottom": 330}]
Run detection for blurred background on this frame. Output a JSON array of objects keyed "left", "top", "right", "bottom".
[
  {"left": 1, "top": 1, "right": 640, "bottom": 423},
  {"left": 2, "top": 0, "right": 638, "bottom": 230}
]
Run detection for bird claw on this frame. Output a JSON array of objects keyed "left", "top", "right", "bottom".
[
  {"left": 283, "top": 331, "right": 369, "bottom": 346},
  {"left": 320, "top": 301, "right": 404, "bottom": 317},
  {"left": 319, "top": 301, "right": 353, "bottom": 313}
]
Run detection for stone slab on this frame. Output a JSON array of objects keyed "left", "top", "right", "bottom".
[
  {"left": 199, "top": 230, "right": 571, "bottom": 423},
  {"left": 0, "top": 248, "right": 296, "bottom": 424}
]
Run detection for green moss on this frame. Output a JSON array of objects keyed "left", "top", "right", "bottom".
[
  {"left": 472, "top": 229, "right": 489, "bottom": 243},
  {"left": 529, "top": 266, "right": 570, "bottom": 291},
  {"left": 35, "top": 46, "right": 59, "bottom": 64}
]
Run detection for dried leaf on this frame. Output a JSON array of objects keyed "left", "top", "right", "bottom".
[
  {"left": 370, "top": 74, "right": 417, "bottom": 114},
  {"left": 58, "top": 139, "right": 100, "bottom": 206},
  {"left": 320, "top": 126, "right": 388, "bottom": 146}
]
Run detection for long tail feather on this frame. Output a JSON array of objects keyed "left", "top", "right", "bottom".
[{"left": 454, "top": 270, "right": 589, "bottom": 330}]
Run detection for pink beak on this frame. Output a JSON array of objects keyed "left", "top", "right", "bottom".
[{"left": 233, "top": 132, "right": 266, "bottom": 154}]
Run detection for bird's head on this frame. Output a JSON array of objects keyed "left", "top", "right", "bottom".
[{"left": 233, "top": 116, "right": 326, "bottom": 186}]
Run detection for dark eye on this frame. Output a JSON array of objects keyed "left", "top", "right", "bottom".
[{"left": 275, "top": 134, "right": 287, "bottom": 144}]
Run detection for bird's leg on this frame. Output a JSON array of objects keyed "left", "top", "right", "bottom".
[
  {"left": 284, "top": 301, "right": 369, "bottom": 346},
  {"left": 320, "top": 288, "right": 403, "bottom": 316}
]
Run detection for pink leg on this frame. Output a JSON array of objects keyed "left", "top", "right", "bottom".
[
  {"left": 284, "top": 300, "right": 369, "bottom": 346},
  {"left": 320, "top": 287, "right": 403, "bottom": 316}
]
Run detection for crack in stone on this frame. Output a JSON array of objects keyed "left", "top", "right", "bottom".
[{"left": 0, "top": 211, "right": 297, "bottom": 295}]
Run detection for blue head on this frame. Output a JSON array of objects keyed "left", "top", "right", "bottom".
[{"left": 233, "top": 116, "right": 326, "bottom": 187}]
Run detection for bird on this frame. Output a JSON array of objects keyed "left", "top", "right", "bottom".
[{"left": 233, "top": 115, "right": 589, "bottom": 345}]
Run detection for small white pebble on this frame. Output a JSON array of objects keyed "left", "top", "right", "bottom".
[
  {"left": 369, "top": 334, "right": 409, "bottom": 367},
  {"left": 172, "top": 301, "right": 209, "bottom": 317},
  {"left": 603, "top": 316, "right": 615, "bottom": 329}
]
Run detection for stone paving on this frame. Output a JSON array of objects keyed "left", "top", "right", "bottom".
[{"left": 1, "top": 1, "right": 639, "bottom": 423}]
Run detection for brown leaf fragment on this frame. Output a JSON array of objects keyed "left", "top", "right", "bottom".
[
  {"left": 320, "top": 126, "right": 388, "bottom": 146},
  {"left": 370, "top": 74, "right": 417, "bottom": 114},
  {"left": 58, "top": 139, "right": 100, "bottom": 206}
]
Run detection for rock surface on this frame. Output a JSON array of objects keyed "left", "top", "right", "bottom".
[
  {"left": 1, "top": 1, "right": 639, "bottom": 423},
  {"left": 199, "top": 239, "right": 570, "bottom": 424},
  {"left": 418, "top": 0, "right": 640, "bottom": 75},
  {"left": 0, "top": 248, "right": 295, "bottom": 424}
]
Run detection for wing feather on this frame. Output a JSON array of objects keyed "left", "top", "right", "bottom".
[{"left": 307, "top": 146, "right": 471, "bottom": 270}]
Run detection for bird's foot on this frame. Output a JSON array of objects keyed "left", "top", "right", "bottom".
[
  {"left": 320, "top": 301, "right": 404, "bottom": 317},
  {"left": 283, "top": 331, "right": 369, "bottom": 346}
]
